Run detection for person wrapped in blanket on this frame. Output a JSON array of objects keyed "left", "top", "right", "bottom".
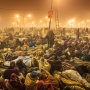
[
  {"left": 25, "top": 71, "right": 39, "bottom": 90},
  {"left": 16, "top": 59, "right": 26, "bottom": 71},
  {"left": 47, "top": 54, "right": 61, "bottom": 74},
  {"left": 38, "top": 57, "right": 51, "bottom": 72},
  {"left": 37, "top": 69, "right": 60, "bottom": 90},
  {"left": 47, "top": 52, "right": 76, "bottom": 74},
  {"left": 16, "top": 59, "right": 26, "bottom": 76},
  {"left": 3, "top": 61, "right": 19, "bottom": 80},
  {"left": 2, "top": 73, "right": 25, "bottom": 90},
  {"left": 53, "top": 70, "right": 90, "bottom": 90},
  {"left": 25, "top": 70, "right": 60, "bottom": 90}
]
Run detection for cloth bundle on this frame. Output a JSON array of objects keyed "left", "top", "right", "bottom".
[{"left": 53, "top": 70, "right": 88, "bottom": 90}]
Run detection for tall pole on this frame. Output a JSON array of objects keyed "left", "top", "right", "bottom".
[
  {"left": 51, "top": 0, "right": 53, "bottom": 9},
  {"left": 49, "top": 0, "right": 53, "bottom": 31}
]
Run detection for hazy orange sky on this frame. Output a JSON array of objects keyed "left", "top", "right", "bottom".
[{"left": 0, "top": 0, "right": 90, "bottom": 27}]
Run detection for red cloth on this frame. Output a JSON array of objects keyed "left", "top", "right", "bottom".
[
  {"left": 36, "top": 80, "right": 54, "bottom": 90},
  {"left": 10, "top": 73, "right": 17, "bottom": 79},
  {"left": 2, "top": 80, "right": 25, "bottom": 90},
  {"left": 2, "top": 73, "right": 25, "bottom": 90}
]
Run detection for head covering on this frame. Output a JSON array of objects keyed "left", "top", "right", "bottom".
[
  {"left": 9, "top": 61, "right": 16, "bottom": 69},
  {"left": 10, "top": 73, "right": 19, "bottom": 82},
  {"left": 10, "top": 73, "right": 17, "bottom": 79},
  {"left": 8, "top": 73, "right": 23, "bottom": 90},
  {"left": 30, "top": 71, "right": 39, "bottom": 78}
]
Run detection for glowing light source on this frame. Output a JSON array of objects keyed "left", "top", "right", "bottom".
[
  {"left": 18, "top": 19, "right": 20, "bottom": 21},
  {"left": 40, "top": 20, "right": 42, "bottom": 23},
  {"left": 16, "top": 14, "right": 19, "bottom": 18},
  {"left": 28, "top": 14, "right": 32, "bottom": 18},
  {"left": 45, "top": 16, "right": 48, "bottom": 19},
  {"left": 82, "top": 21, "right": 84, "bottom": 24},
  {"left": 78, "top": 23, "right": 80, "bottom": 27},
  {"left": 87, "top": 20, "right": 90, "bottom": 23},
  {"left": 12, "top": 22, "right": 15, "bottom": 24}
]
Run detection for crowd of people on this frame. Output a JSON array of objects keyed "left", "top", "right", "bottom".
[{"left": 0, "top": 27, "right": 90, "bottom": 90}]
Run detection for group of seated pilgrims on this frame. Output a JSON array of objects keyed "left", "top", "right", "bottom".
[{"left": 0, "top": 37, "right": 90, "bottom": 90}]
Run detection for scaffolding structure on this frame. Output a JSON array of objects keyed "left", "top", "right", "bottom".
[{"left": 55, "top": 10, "right": 59, "bottom": 30}]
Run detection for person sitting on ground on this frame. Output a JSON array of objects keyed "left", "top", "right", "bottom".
[
  {"left": 3, "top": 61, "right": 19, "bottom": 79},
  {"left": 39, "top": 57, "right": 51, "bottom": 72},
  {"left": 25, "top": 70, "right": 40, "bottom": 90},
  {"left": 38, "top": 69, "right": 60, "bottom": 90},
  {"left": 8, "top": 61, "right": 19, "bottom": 70},
  {"left": 16, "top": 59, "right": 26, "bottom": 71},
  {"left": 16, "top": 59, "right": 26, "bottom": 76},
  {"left": 47, "top": 54, "right": 61, "bottom": 74},
  {"left": 2, "top": 73, "right": 25, "bottom": 90}
]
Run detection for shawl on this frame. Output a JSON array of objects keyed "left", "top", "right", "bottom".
[
  {"left": 42, "top": 73, "right": 60, "bottom": 90},
  {"left": 36, "top": 80, "right": 54, "bottom": 90},
  {"left": 25, "top": 73, "right": 38, "bottom": 90}
]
